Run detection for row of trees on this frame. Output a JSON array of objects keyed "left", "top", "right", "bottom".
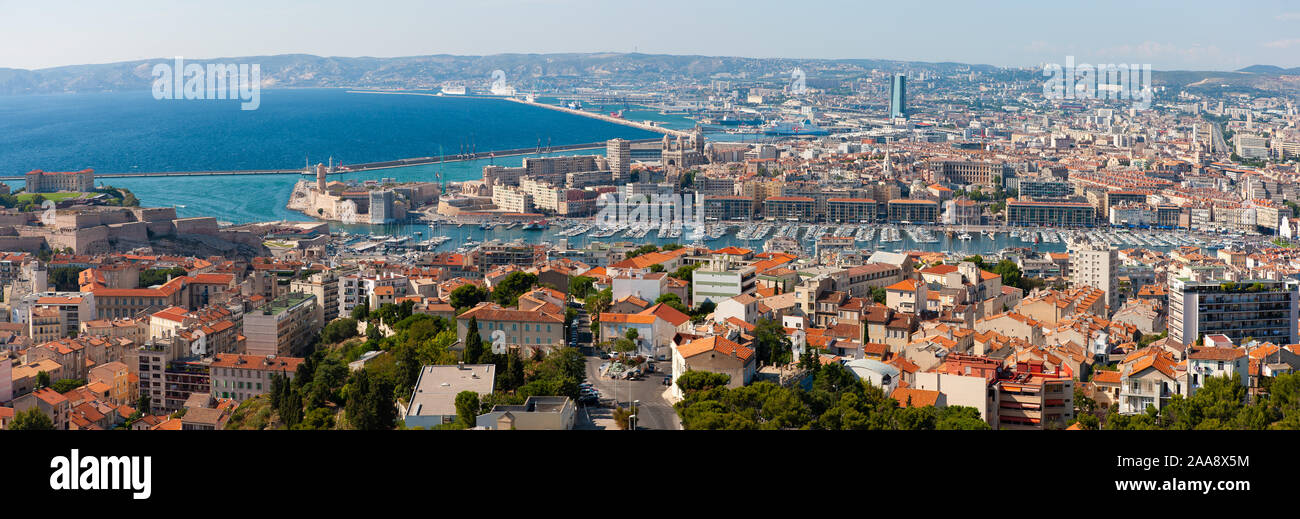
[
  {"left": 674, "top": 363, "right": 989, "bottom": 430},
  {"left": 138, "top": 267, "right": 188, "bottom": 288},
  {"left": 1098, "top": 373, "right": 1300, "bottom": 430},
  {"left": 447, "top": 271, "right": 540, "bottom": 311}
]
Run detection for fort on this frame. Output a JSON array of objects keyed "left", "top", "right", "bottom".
[{"left": 0, "top": 205, "right": 266, "bottom": 257}]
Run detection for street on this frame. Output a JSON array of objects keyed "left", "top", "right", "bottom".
[{"left": 570, "top": 303, "right": 682, "bottom": 431}]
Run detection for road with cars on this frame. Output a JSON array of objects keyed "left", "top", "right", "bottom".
[{"left": 569, "top": 302, "right": 682, "bottom": 430}]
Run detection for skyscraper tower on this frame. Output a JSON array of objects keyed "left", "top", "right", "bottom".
[
  {"left": 889, "top": 73, "right": 907, "bottom": 119},
  {"left": 607, "top": 138, "right": 631, "bottom": 182}
]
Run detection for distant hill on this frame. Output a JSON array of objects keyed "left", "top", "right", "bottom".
[
  {"left": 1238, "top": 64, "right": 1300, "bottom": 75},
  {"left": 0, "top": 52, "right": 1000, "bottom": 96},
  {"left": 2, "top": 52, "right": 1297, "bottom": 97}
]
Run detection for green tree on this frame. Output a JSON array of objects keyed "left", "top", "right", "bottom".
[
  {"left": 991, "top": 259, "right": 1024, "bottom": 290},
  {"left": 138, "top": 267, "right": 189, "bottom": 288},
  {"left": 279, "top": 387, "right": 304, "bottom": 428},
  {"left": 671, "top": 264, "right": 700, "bottom": 283},
  {"left": 463, "top": 316, "right": 485, "bottom": 363},
  {"left": 345, "top": 369, "right": 376, "bottom": 429},
  {"left": 568, "top": 276, "right": 596, "bottom": 300},
  {"left": 931, "top": 406, "right": 991, "bottom": 430},
  {"left": 51, "top": 379, "right": 86, "bottom": 393},
  {"left": 351, "top": 304, "right": 370, "bottom": 321},
  {"left": 491, "top": 271, "right": 538, "bottom": 307},
  {"left": 455, "top": 390, "right": 480, "bottom": 426},
  {"left": 449, "top": 283, "right": 490, "bottom": 311},
  {"left": 753, "top": 318, "right": 793, "bottom": 366},
  {"left": 320, "top": 318, "right": 359, "bottom": 343},
  {"left": 655, "top": 293, "right": 689, "bottom": 314},
  {"left": 675, "top": 371, "right": 732, "bottom": 393},
  {"left": 692, "top": 300, "right": 716, "bottom": 320},
  {"left": 36, "top": 370, "right": 50, "bottom": 389},
  {"left": 8, "top": 408, "right": 55, "bottom": 430},
  {"left": 625, "top": 244, "right": 660, "bottom": 259}
]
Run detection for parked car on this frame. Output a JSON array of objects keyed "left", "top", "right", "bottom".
[
  {"left": 599, "top": 353, "right": 610, "bottom": 359},
  {"left": 663, "top": 376, "right": 672, "bottom": 386}
]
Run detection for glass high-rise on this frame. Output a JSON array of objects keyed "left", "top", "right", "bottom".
[{"left": 889, "top": 73, "right": 907, "bottom": 119}]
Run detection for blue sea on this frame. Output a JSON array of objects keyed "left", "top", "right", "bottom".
[{"left": 0, "top": 88, "right": 663, "bottom": 175}]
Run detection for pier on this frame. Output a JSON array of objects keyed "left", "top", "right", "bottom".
[
  {"left": 507, "top": 97, "right": 692, "bottom": 138},
  {"left": 0, "top": 138, "right": 662, "bottom": 181}
]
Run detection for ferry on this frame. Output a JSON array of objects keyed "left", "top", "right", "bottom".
[
  {"left": 522, "top": 219, "right": 549, "bottom": 230},
  {"left": 762, "top": 119, "right": 829, "bottom": 136}
]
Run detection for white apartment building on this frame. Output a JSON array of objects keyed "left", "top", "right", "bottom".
[{"left": 1068, "top": 241, "right": 1117, "bottom": 314}]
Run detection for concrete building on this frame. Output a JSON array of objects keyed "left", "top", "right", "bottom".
[
  {"left": 368, "top": 190, "right": 396, "bottom": 224},
  {"left": 25, "top": 169, "right": 95, "bottom": 193},
  {"left": 1183, "top": 346, "right": 1248, "bottom": 398},
  {"left": 456, "top": 303, "right": 565, "bottom": 352},
  {"left": 290, "top": 270, "right": 340, "bottom": 325},
  {"left": 404, "top": 363, "right": 496, "bottom": 428},
  {"left": 993, "top": 362, "right": 1074, "bottom": 430},
  {"left": 670, "top": 336, "right": 756, "bottom": 400},
  {"left": 475, "top": 396, "right": 575, "bottom": 430},
  {"left": 763, "top": 196, "right": 816, "bottom": 221},
  {"left": 887, "top": 199, "right": 940, "bottom": 223},
  {"left": 0, "top": 357, "right": 10, "bottom": 403},
  {"left": 691, "top": 256, "right": 757, "bottom": 304},
  {"left": 209, "top": 353, "right": 305, "bottom": 402},
  {"left": 1068, "top": 241, "right": 1118, "bottom": 313},
  {"left": 1168, "top": 278, "right": 1300, "bottom": 347},
  {"left": 134, "top": 338, "right": 210, "bottom": 414},
  {"left": 607, "top": 138, "right": 631, "bottom": 183},
  {"left": 244, "top": 292, "right": 320, "bottom": 357},
  {"left": 1005, "top": 199, "right": 1094, "bottom": 227},
  {"left": 12, "top": 387, "right": 69, "bottom": 429}
]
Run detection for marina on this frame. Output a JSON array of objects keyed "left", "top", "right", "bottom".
[{"left": 329, "top": 217, "right": 1260, "bottom": 258}]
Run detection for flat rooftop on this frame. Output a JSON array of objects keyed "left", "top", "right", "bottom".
[
  {"left": 260, "top": 292, "right": 315, "bottom": 315},
  {"left": 407, "top": 364, "right": 496, "bottom": 418}
]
